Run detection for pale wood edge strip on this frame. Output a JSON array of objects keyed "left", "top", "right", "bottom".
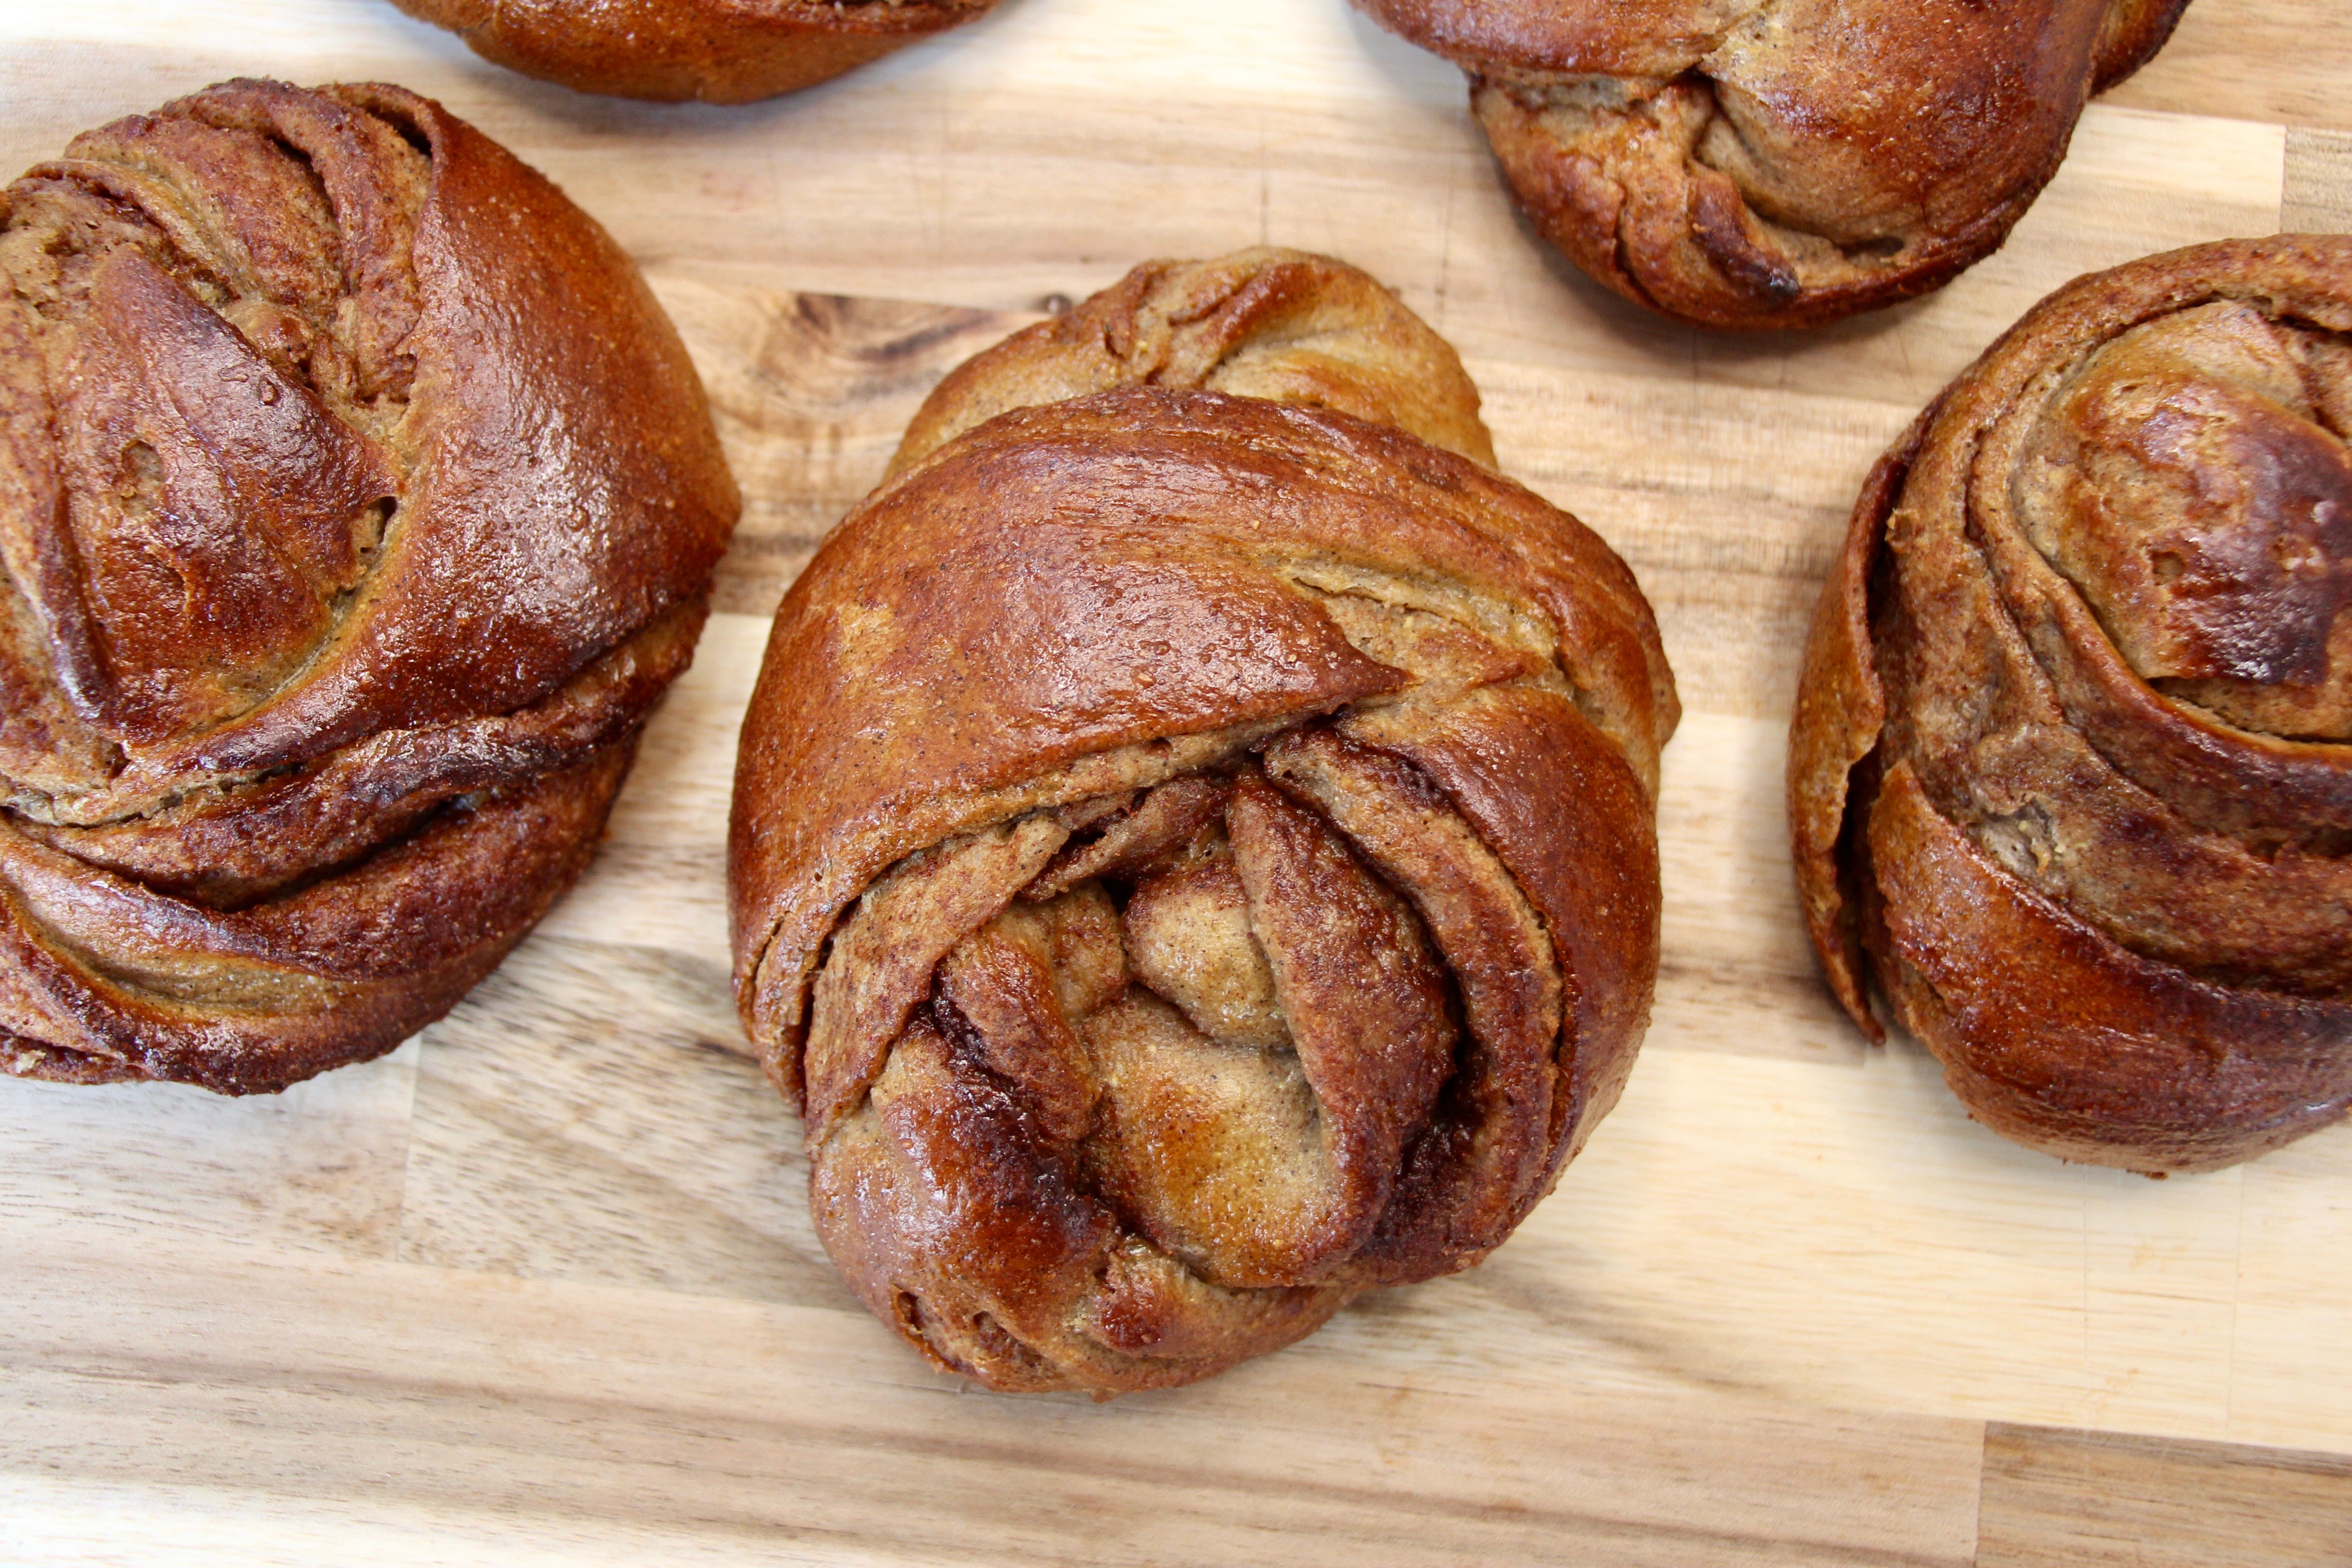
[
  {"left": 1978, "top": 1422, "right": 2352, "bottom": 1568},
  {"left": 2283, "top": 128, "right": 2352, "bottom": 234}
]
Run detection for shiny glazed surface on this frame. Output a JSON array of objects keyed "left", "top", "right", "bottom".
[
  {"left": 390, "top": 0, "right": 1001, "bottom": 103},
  {"left": 1356, "top": 0, "right": 2191, "bottom": 329},
  {"left": 0, "top": 81, "right": 740, "bottom": 1093},
  {"left": 1789, "top": 235, "right": 2352, "bottom": 1173},
  {"left": 730, "top": 250, "right": 1678, "bottom": 1392}
]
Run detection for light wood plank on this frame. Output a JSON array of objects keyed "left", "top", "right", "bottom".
[
  {"left": 2103, "top": 0, "right": 2352, "bottom": 132},
  {"left": 0, "top": 2, "right": 2345, "bottom": 1560},
  {"left": 1475, "top": 1035, "right": 2257, "bottom": 1441},
  {"left": 1979, "top": 1424, "right": 2352, "bottom": 1568},
  {"left": 2285, "top": 128, "right": 2352, "bottom": 232},
  {"left": 1652, "top": 713, "right": 1873, "bottom": 1065},
  {"left": 2221, "top": 1130, "right": 2352, "bottom": 1452},
  {"left": 1474, "top": 363, "right": 1915, "bottom": 719},
  {"left": 0, "top": 1234, "right": 1987, "bottom": 1568},
  {"left": 0, "top": 1044, "right": 416, "bottom": 1260},
  {"left": 654, "top": 287, "right": 1037, "bottom": 615},
  {"left": 392, "top": 936, "right": 827, "bottom": 1305}
]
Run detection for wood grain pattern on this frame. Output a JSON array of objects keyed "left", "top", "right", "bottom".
[
  {"left": 1980, "top": 1425, "right": 2352, "bottom": 1568},
  {"left": 1, "top": 0, "right": 2350, "bottom": 1561},
  {"left": 1, "top": 1233, "right": 1991, "bottom": 1568},
  {"left": 2287, "top": 129, "right": 2352, "bottom": 233},
  {"left": 2103, "top": 0, "right": 2352, "bottom": 132}
]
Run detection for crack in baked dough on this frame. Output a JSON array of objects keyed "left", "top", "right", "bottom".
[{"left": 1363, "top": 0, "right": 2191, "bottom": 328}]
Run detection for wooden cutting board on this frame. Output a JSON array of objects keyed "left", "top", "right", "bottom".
[{"left": 5, "top": 2, "right": 2352, "bottom": 1563}]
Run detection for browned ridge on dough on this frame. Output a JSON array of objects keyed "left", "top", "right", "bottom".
[
  {"left": 392, "top": 0, "right": 1003, "bottom": 103},
  {"left": 0, "top": 80, "right": 740, "bottom": 1094},
  {"left": 1356, "top": 0, "right": 2191, "bottom": 330},
  {"left": 1791, "top": 235, "right": 2352, "bottom": 1174},
  {"left": 729, "top": 249, "right": 1678, "bottom": 1393}
]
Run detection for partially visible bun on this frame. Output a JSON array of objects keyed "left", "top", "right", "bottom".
[
  {"left": 0, "top": 81, "right": 739, "bottom": 1093},
  {"left": 393, "top": 0, "right": 1001, "bottom": 103},
  {"left": 1357, "top": 0, "right": 2190, "bottom": 330},
  {"left": 1790, "top": 236, "right": 2352, "bottom": 1173}
]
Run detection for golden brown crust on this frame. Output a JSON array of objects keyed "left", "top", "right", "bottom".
[
  {"left": 729, "top": 251, "right": 1676, "bottom": 1392},
  {"left": 891, "top": 248, "right": 1500, "bottom": 475},
  {"left": 1788, "top": 235, "right": 2352, "bottom": 1173},
  {"left": 393, "top": 0, "right": 1000, "bottom": 104},
  {"left": 1356, "top": 0, "right": 2192, "bottom": 330},
  {"left": 0, "top": 82, "right": 740, "bottom": 1094}
]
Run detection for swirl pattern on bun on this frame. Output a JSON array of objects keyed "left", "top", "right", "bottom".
[
  {"left": 730, "top": 250, "right": 1677, "bottom": 1392},
  {"left": 1791, "top": 235, "right": 2352, "bottom": 1173},
  {"left": 0, "top": 81, "right": 739, "bottom": 1093}
]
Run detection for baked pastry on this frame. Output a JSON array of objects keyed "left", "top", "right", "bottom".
[
  {"left": 0, "top": 81, "right": 740, "bottom": 1094},
  {"left": 730, "top": 249, "right": 1677, "bottom": 1392},
  {"left": 392, "top": 0, "right": 1001, "bottom": 103},
  {"left": 1790, "top": 235, "right": 2352, "bottom": 1174},
  {"left": 1356, "top": 0, "right": 2190, "bottom": 330}
]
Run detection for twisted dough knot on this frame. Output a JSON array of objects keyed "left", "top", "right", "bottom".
[
  {"left": 392, "top": 0, "right": 1002, "bottom": 103},
  {"left": 731, "top": 250, "right": 1676, "bottom": 1392},
  {"left": 1358, "top": 0, "right": 2189, "bottom": 328},
  {"left": 0, "top": 81, "right": 738, "bottom": 1093},
  {"left": 1792, "top": 235, "right": 2352, "bottom": 1174}
]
